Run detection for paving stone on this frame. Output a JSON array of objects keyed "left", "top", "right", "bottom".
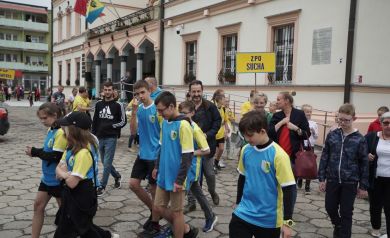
[
  {"left": 3, "top": 220, "right": 31, "bottom": 229},
  {"left": 0, "top": 230, "right": 23, "bottom": 238},
  {"left": 0, "top": 107, "right": 378, "bottom": 238},
  {"left": 310, "top": 218, "right": 333, "bottom": 228}
]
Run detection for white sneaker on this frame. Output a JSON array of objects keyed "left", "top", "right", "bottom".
[
  {"left": 371, "top": 229, "right": 381, "bottom": 237},
  {"left": 218, "top": 159, "right": 226, "bottom": 168},
  {"left": 111, "top": 233, "right": 120, "bottom": 238}
]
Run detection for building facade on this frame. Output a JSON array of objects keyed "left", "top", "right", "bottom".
[
  {"left": 53, "top": 0, "right": 151, "bottom": 97},
  {"left": 0, "top": 0, "right": 50, "bottom": 94},
  {"left": 162, "top": 0, "right": 390, "bottom": 113},
  {"left": 83, "top": 0, "right": 160, "bottom": 100}
]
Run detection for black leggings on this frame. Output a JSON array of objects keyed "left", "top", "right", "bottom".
[
  {"left": 369, "top": 176, "right": 390, "bottom": 235},
  {"left": 229, "top": 213, "right": 280, "bottom": 238}
]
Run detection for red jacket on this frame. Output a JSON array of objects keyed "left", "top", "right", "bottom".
[{"left": 367, "top": 118, "right": 382, "bottom": 133}]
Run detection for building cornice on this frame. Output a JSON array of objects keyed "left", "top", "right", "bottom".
[
  {"left": 164, "top": 0, "right": 270, "bottom": 27},
  {"left": 53, "top": 45, "right": 84, "bottom": 57}
]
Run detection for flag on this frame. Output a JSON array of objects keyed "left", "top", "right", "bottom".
[
  {"left": 86, "top": 0, "right": 105, "bottom": 24},
  {"left": 74, "top": 0, "right": 88, "bottom": 16}
]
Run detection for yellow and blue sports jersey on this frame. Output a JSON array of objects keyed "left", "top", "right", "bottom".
[
  {"left": 240, "top": 101, "right": 252, "bottom": 116},
  {"left": 137, "top": 103, "right": 162, "bottom": 160},
  {"left": 61, "top": 148, "right": 98, "bottom": 183},
  {"left": 185, "top": 121, "right": 209, "bottom": 188},
  {"left": 158, "top": 118, "right": 194, "bottom": 191},
  {"left": 234, "top": 142, "right": 295, "bottom": 228},
  {"left": 42, "top": 128, "right": 67, "bottom": 186},
  {"left": 216, "top": 106, "right": 228, "bottom": 140}
]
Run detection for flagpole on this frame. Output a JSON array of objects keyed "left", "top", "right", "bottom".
[
  {"left": 50, "top": 0, "right": 53, "bottom": 94},
  {"left": 108, "top": 0, "right": 121, "bottom": 19}
]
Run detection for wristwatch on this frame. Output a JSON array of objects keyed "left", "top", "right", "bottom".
[
  {"left": 283, "top": 219, "right": 296, "bottom": 228},
  {"left": 296, "top": 128, "right": 302, "bottom": 134}
]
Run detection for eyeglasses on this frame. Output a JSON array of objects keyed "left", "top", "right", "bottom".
[
  {"left": 338, "top": 118, "right": 352, "bottom": 123},
  {"left": 157, "top": 107, "right": 168, "bottom": 114},
  {"left": 383, "top": 121, "right": 390, "bottom": 126}
]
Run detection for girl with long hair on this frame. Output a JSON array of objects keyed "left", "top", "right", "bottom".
[
  {"left": 55, "top": 111, "right": 118, "bottom": 238},
  {"left": 25, "top": 102, "right": 67, "bottom": 238}
]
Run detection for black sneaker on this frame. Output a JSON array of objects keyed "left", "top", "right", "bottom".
[
  {"left": 184, "top": 225, "right": 199, "bottom": 238},
  {"left": 305, "top": 186, "right": 311, "bottom": 195},
  {"left": 143, "top": 221, "right": 160, "bottom": 235},
  {"left": 114, "top": 176, "right": 122, "bottom": 189},
  {"left": 183, "top": 203, "right": 196, "bottom": 214},
  {"left": 333, "top": 225, "right": 341, "bottom": 238},
  {"left": 297, "top": 178, "right": 303, "bottom": 189},
  {"left": 97, "top": 187, "right": 105, "bottom": 197},
  {"left": 211, "top": 193, "right": 220, "bottom": 206},
  {"left": 142, "top": 215, "right": 152, "bottom": 230}
]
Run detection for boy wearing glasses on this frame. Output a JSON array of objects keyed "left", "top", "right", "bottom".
[
  {"left": 152, "top": 91, "right": 199, "bottom": 238},
  {"left": 318, "top": 103, "right": 369, "bottom": 238}
]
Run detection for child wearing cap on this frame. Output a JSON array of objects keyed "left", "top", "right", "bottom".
[{"left": 55, "top": 111, "right": 119, "bottom": 238}]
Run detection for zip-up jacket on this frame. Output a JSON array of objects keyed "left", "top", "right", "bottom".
[
  {"left": 318, "top": 128, "right": 369, "bottom": 190},
  {"left": 365, "top": 131, "right": 380, "bottom": 189},
  {"left": 92, "top": 100, "right": 127, "bottom": 138}
]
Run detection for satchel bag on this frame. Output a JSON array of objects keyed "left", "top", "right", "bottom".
[{"left": 294, "top": 137, "right": 318, "bottom": 179}]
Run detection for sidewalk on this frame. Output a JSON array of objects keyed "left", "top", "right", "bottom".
[{"left": 2, "top": 100, "right": 44, "bottom": 107}]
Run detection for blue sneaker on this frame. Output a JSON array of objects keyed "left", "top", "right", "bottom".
[{"left": 203, "top": 215, "right": 218, "bottom": 232}]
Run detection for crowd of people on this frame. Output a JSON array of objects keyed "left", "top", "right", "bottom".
[{"left": 24, "top": 78, "right": 390, "bottom": 238}]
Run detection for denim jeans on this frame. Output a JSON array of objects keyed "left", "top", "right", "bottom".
[{"left": 98, "top": 137, "right": 121, "bottom": 188}]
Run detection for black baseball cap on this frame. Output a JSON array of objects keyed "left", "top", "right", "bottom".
[{"left": 57, "top": 111, "right": 92, "bottom": 129}]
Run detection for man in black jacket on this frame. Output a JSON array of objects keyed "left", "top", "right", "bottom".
[
  {"left": 187, "top": 80, "right": 221, "bottom": 211},
  {"left": 92, "top": 81, "right": 127, "bottom": 196}
]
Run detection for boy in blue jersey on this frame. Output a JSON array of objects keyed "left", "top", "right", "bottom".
[
  {"left": 152, "top": 91, "right": 199, "bottom": 238},
  {"left": 179, "top": 101, "right": 218, "bottom": 233},
  {"left": 129, "top": 80, "right": 161, "bottom": 233},
  {"left": 231, "top": 110, "right": 296, "bottom": 238}
]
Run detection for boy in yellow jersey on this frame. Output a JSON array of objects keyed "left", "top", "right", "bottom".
[
  {"left": 72, "top": 87, "right": 91, "bottom": 113},
  {"left": 153, "top": 91, "right": 198, "bottom": 238},
  {"left": 179, "top": 101, "right": 218, "bottom": 232},
  {"left": 240, "top": 89, "right": 257, "bottom": 117},
  {"left": 214, "top": 94, "right": 230, "bottom": 169},
  {"left": 231, "top": 110, "right": 296, "bottom": 238}
]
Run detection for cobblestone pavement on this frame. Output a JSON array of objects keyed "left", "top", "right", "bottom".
[{"left": 0, "top": 106, "right": 385, "bottom": 238}]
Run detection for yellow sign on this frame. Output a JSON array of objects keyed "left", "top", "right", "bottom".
[
  {"left": 236, "top": 52, "right": 276, "bottom": 73},
  {"left": 0, "top": 69, "right": 15, "bottom": 80}
]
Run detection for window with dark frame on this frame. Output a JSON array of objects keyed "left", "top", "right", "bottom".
[
  {"left": 59, "top": 63, "right": 62, "bottom": 85},
  {"left": 67, "top": 61, "right": 71, "bottom": 85},
  {"left": 221, "top": 34, "right": 237, "bottom": 84},
  {"left": 271, "top": 24, "right": 294, "bottom": 83},
  {"left": 185, "top": 41, "right": 197, "bottom": 82}
]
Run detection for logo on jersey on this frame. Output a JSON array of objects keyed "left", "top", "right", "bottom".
[
  {"left": 99, "top": 106, "right": 114, "bottom": 119},
  {"left": 170, "top": 130, "right": 177, "bottom": 140},
  {"left": 261, "top": 160, "right": 271, "bottom": 173},
  {"left": 149, "top": 115, "right": 156, "bottom": 123},
  {"left": 48, "top": 138, "right": 54, "bottom": 148},
  {"left": 68, "top": 155, "right": 75, "bottom": 167}
]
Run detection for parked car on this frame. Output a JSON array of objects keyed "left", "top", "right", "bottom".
[{"left": 0, "top": 106, "right": 9, "bottom": 135}]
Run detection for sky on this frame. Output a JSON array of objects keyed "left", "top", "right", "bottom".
[{"left": 7, "top": 0, "right": 51, "bottom": 9}]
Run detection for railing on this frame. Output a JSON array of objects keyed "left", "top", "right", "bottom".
[
  {"left": 88, "top": 6, "right": 158, "bottom": 39},
  {"left": 0, "top": 40, "right": 48, "bottom": 51},
  {"left": 0, "top": 18, "right": 48, "bottom": 32},
  {"left": 115, "top": 82, "right": 376, "bottom": 147},
  {"left": 0, "top": 62, "right": 48, "bottom": 72}
]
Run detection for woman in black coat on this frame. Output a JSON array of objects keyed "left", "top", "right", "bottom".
[{"left": 365, "top": 112, "right": 390, "bottom": 237}]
